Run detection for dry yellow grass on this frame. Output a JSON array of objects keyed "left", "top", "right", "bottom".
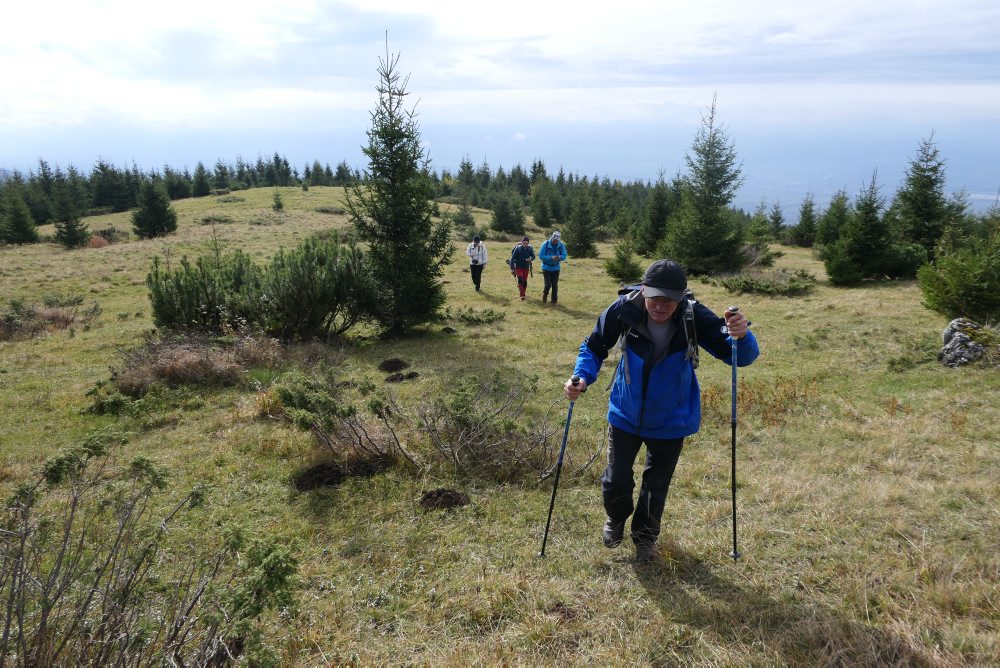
[{"left": 1, "top": 191, "right": 998, "bottom": 664}]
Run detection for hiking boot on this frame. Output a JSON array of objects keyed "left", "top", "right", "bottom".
[
  {"left": 635, "top": 543, "right": 657, "bottom": 563},
  {"left": 602, "top": 518, "right": 625, "bottom": 548},
  {"left": 542, "top": 293, "right": 548, "bottom": 303}
]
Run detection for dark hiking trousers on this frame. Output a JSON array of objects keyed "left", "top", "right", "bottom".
[
  {"left": 542, "top": 270, "right": 560, "bottom": 302},
  {"left": 601, "top": 425, "right": 684, "bottom": 547},
  {"left": 470, "top": 263, "right": 484, "bottom": 290}
]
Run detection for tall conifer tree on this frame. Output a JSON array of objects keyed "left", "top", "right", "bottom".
[
  {"left": 659, "top": 97, "right": 745, "bottom": 273},
  {"left": 346, "top": 49, "right": 453, "bottom": 333}
]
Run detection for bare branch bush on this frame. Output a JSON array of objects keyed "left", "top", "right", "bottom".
[
  {"left": 415, "top": 370, "right": 574, "bottom": 482},
  {"left": 264, "top": 370, "right": 418, "bottom": 472},
  {"left": 1, "top": 431, "right": 297, "bottom": 666}
]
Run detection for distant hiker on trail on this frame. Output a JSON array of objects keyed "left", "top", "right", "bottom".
[
  {"left": 466, "top": 235, "right": 488, "bottom": 291},
  {"left": 563, "top": 259, "right": 760, "bottom": 562},
  {"left": 509, "top": 236, "right": 535, "bottom": 301},
  {"left": 539, "top": 230, "right": 568, "bottom": 304}
]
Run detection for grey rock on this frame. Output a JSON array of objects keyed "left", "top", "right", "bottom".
[{"left": 939, "top": 318, "right": 985, "bottom": 367}]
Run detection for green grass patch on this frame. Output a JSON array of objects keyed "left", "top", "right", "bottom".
[{"left": 1, "top": 200, "right": 998, "bottom": 664}]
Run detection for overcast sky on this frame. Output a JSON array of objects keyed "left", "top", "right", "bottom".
[{"left": 2, "top": 0, "right": 998, "bottom": 213}]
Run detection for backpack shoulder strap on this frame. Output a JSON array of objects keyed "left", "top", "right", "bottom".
[{"left": 681, "top": 291, "right": 699, "bottom": 369}]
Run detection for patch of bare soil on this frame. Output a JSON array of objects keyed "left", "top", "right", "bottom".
[
  {"left": 378, "top": 358, "right": 410, "bottom": 372},
  {"left": 292, "top": 457, "right": 392, "bottom": 491},
  {"left": 419, "top": 488, "right": 470, "bottom": 510}
]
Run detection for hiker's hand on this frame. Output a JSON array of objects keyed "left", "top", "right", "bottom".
[
  {"left": 725, "top": 309, "right": 748, "bottom": 339},
  {"left": 564, "top": 377, "right": 586, "bottom": 400}
]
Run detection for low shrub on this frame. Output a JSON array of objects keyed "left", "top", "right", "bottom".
[
  {"left": 146, "top": 250, "right": 266, "bottom": 333},
  {"left": 264, "top": 370, "right": 417, "bottom": 469},
  {"left": 314, "top": 206, "right": 347, "bottom": 215},
  {"left": 263, "top": 233, "right": 373, "bottom": 340},
  {"left": 201, "top": 214, "right": 235, "bottom": 225},
  {"left": 415, "top": 369, "right": 548, "bottom": 482},
  {"left": 716, "top": 269, "right": 817, "bottom": 296},
  {"left": 0, "top": 433, "right": 298, "bottom": 665},
  {"left": 92, "top": 225, "right": 128, "bottom": 242},
  {"left": 215, "top": 195, "right": 245, "bottom": 203},
  {"left": 448, "top": 306, "right": 506, "bottom": 326},
  {"left": 112, "top": 336, "right": 244, "bottom": 397},
  {"left": 918, "top": 226, "right": 1000, "bottom": 322},
  {"left": 83, "top": 205, "right": 114, "bottom": 217},
  {"left": 0, "top": 296, "right": 100, "bottom": 341}
]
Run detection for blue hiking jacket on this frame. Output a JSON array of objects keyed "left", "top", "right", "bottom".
[
  {"left": 572, "top": 288, "right": 760, "bottom": 439},
  {"left": 539, "top": 239, "right": 568, "bottom": 272}
]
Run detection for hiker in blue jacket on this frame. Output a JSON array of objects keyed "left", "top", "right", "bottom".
[
  {"left": 538, "top": 231, "right": 568, "bottom": 304},
  {"left": 563, "top": 259, "right": 759, "bottom": 561}
]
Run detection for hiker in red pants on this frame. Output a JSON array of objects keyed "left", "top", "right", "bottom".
[{"left": 509, "top": 236, "right": 535, "bottom": 301}]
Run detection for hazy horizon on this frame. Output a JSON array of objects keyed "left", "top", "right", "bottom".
[{"left": 3, "top": 0, "right": 998, "bottom": 215}]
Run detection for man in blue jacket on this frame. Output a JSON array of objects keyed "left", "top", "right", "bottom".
[
  {"left": 563, "top": 259, "right": 759, "bottom": 561},
  {"left": 538, "top": 231, "right": 568, "bottom": 304}
]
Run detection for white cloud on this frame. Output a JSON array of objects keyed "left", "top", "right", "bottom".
[{"left": 1, "top": 0, "right": 998, "bottom": 208}]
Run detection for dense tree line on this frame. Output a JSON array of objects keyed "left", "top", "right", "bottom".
[
  {"left": 3, "top": 106, "right": 996, "bottom": 320},
  {"left": 0, "top": 154, "right": 360, "bottom": 231}
]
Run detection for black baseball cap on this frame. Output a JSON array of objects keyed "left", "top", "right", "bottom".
[{"left": 641, "top": 259, "right": 687, "bottom": 301}]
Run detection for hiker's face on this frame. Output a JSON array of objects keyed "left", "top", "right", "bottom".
[
  {"left": 644, "top": 295, "right": 679, "bottom": 324},
  {"left": 521, "top": 240, "right": 529, "bottom": 247}
]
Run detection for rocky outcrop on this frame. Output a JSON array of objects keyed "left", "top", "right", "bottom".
[{"left": 939, "top": 318, "right": 996, "bottom": 367}]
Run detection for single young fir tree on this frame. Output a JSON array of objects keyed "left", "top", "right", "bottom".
[
  {"left": 604, "top": 237, "right": 643, "bottom": 283},
  {"left": 52, "top": 179, "right": 90, "bottom": 248},
  {"left": 346, "top": 50, "right": 453, "bottom": 333},
  {"left": 490, "top": 191, "right": 525, "bottom": 234},
  {"left": 893, "top": 133, "right": 961, "bottom": 260},
  {"left": 815, "top": 190, "right": 852, "bottom": 249},
  {"left": 824, "top": 173, "right": 897, "bottom": 285},
  {"left": 633, "top": 175, "right": 674, "bottom": 256},
  {"left": 792, "top": 194, "right": 817, "bottom": 247},
  {"left": 1, "top": 185, "right": 39, "bottom": 244},
  {"left": 659, "top": 96, "right": 745, "bottom": 274},
  {"left": 192, "top": 161, "right": 212, "bottom": 197},
  {"left": 563, "top": 192, "right": 598, "bottom": 258},
  {"left": 132, "top": 181, "right": 178, "bottom": 239}
]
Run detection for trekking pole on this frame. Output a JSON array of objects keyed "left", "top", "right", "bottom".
[
  {"left": 726, "top": 306, "right": 741, "bottom": 562},
  {"left": 538, "top": 376, "right": 581, "bottom": 557}
]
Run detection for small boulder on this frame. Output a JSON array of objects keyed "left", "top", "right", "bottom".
[{"left": 939, "top": 318, "right": 990, "bottom": 367}]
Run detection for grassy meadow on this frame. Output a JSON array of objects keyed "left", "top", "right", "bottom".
[{"left": 1, "top": 186, "right": 998, "bottom": 665}]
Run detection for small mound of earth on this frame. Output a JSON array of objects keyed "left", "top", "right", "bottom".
[
  {"left": 292, "top": 457, "right": 392, "bottom": 491},
  {"left": 419, "top": 488, "right": 470, "bottom": 510},
  {"left": 378, "top": 358, "right": 410, "bottom": 372},
  {"left": 292, "top": 462, "right": 345, "bottom": 491},
  {"left": 385, "top": 371, "right": 419, "bottom": 383},
  {"left": 441, "top": 326, "right": 458, "bottom": 334},
  {"left": 545, "top": 602, "right": 579, "bottom": 622}
]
